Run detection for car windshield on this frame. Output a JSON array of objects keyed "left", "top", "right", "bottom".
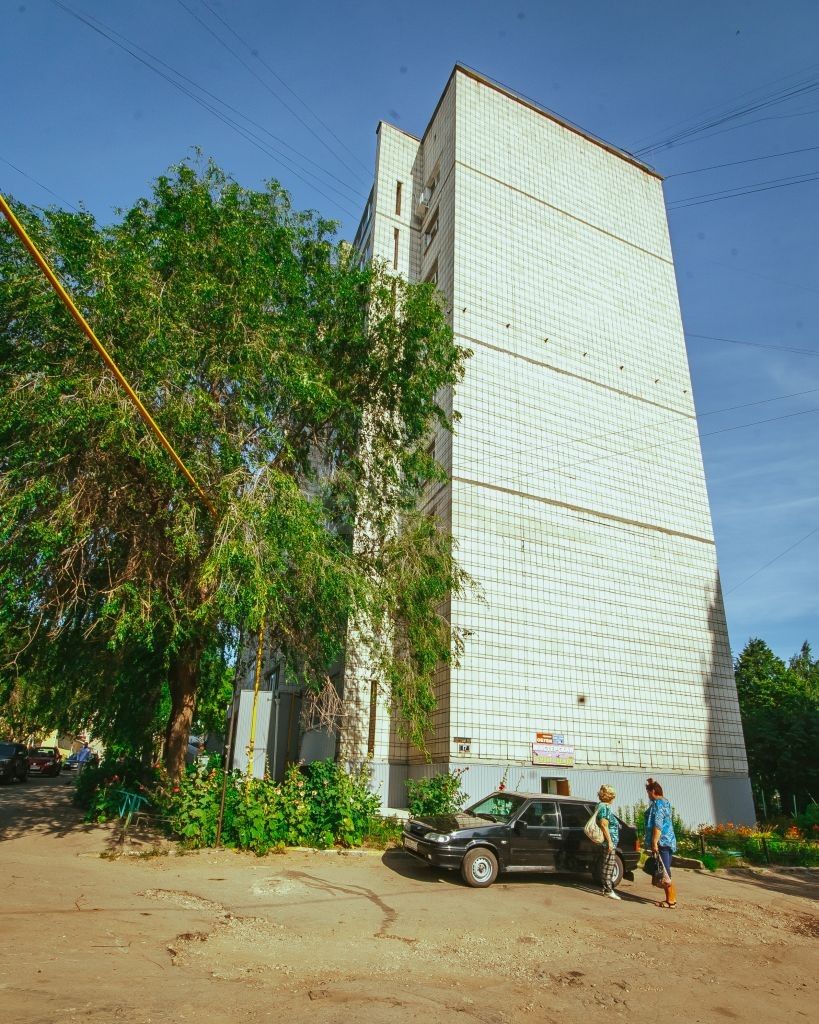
[
  {"left": 0, "top": 743, "right": 16, "bottom": 756},
  {"left": 465, "top": 794, "right": 526, "bottom": 822},
  {"left": 30, "top": 748, "right": 55, "bottom": 757}
]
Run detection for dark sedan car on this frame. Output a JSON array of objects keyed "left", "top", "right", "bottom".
[
  {"left": 27, "top": 746, "right": 63, "bottom": 777},
  {"left": 0, "top": 742, "right": 29, "bottom": 784},
  {"left": 402, "top": 790, "right": 639, "bottom": 888}
]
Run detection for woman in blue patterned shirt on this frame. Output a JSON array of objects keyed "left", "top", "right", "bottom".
[
  {"left": 645, "top": 778, "right": 678, "bottom": 908},
  {"left": 596, "top": 784, "right": 621, "bottom": 900}
]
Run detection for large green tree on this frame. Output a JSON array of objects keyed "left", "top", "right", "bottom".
[
  {"left": 734, "top": 638, "right": 819, "bottom": 814},
  {"left": 0, "top": 159, "right": 468, "bottom": 775}
]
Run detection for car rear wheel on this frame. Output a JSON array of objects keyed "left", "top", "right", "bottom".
[
  {"left": 592, "top": 853, "right": 624, "bottom": 889},
  {"left": 461, "top": 848, "right": 499, "bottom": 888}
]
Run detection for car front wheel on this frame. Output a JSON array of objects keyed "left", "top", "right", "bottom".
[{"left": 461, "top": 847, "right": 499, "bottom": 888}]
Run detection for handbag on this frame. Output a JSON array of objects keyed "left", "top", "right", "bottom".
[
  {"left": 645, "top": 851, "right": 671, "bottom": 888},
  {"left": 583, "top": 809, "right": 605, "bottom": 845}
]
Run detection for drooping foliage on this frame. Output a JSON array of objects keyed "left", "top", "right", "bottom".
[{"left": 0, "top": 158, "right": 469, "bottom": 773}]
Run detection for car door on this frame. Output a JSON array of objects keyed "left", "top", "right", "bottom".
[
  {"left": 558, "top": 800, "right": 597, "bottom": 863},
  {"left": 508, "top": 799, "right": 562, "bottom": 869}
]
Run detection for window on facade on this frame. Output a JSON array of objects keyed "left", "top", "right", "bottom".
[
  {"left": 393, "top": 227, "right": 400, "bottom": 270},
  {"left": 423, "top": 208, "right": 439, "bottom": 252},
  {"left": 395, "top": 181, "right": 402, "bottom": 216},
  {"left": 423, "top": 259, "right": 439, "bottom": 286}
]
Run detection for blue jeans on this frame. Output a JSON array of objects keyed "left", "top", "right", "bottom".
[{"left": 658, "top": 845, "right": 673, "bottom": 877}]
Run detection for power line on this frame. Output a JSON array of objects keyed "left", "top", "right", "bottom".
[
  {"left": 0, "top": 157, "right": 81, "bottom": 213},
  {"left": 52, "top": 1, "right": 364, "bottom": 217},
  {"left": 195, "top": 0, "right": 372, "bottom": 180},
  {"left": 654, "top": 106, "right": 819, "bottom": 156},
  {"left": 635, "top": 69, "right": 819, "bottom": 156},
  {"left": 545, "top": 406, "right": 819, "bottom": 479},
  {"left": 665, "top": 143, "right": 819, "bottom": 179},
  {"left": 629, "top": 57, "right": 819, "bottom": 151},
  {"left": 686, "top": 332, "right": 819, "bottom": 358},
  {"left": 725, "top": 524, "right": 819, "bottom": 594},
  {"left": 668, "top": 171, "right": 819, "bottom": 210}
]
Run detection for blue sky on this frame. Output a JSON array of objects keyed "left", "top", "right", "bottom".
[{"left": 3, "top": 1, "right": 817, "bottom": 661}]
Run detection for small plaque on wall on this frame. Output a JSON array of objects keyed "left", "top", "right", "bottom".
[{"left": 453, "top": 736, "right": 471, "bottom": 753}]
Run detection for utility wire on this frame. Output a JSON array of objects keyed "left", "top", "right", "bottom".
[
  {"left": 668, "top": 171, "right": 819, "bottom": 209},
  {"left": 670, "top": 167, "right": 819, "bottom": 201},
  {"left": 665, "top": 143, "right": 819, "bottom": 178},
  {"left": 464, "top": 367, "right": 819, "bottom": 479},
  {"left": 52, "top": 1, "right": 363, "bottom": 216},
  {"left": 196, "top": 0, "right": 372, "bottom": 179},
  {"left": 653, "top": 107, "right": 819, "bottom": 156},
  {"left": 687, "top": 332, "right": 819, "bottom": 358},
  {"left": 174, "top": 0, "right": 368, "bottom": 188},
  {"left": 0, "top": 156, "right": 81, "bottom": 213},
  {"left": 544, "top": 406, "right": 819, "bottom": 479},
  {"left": 725, "top": 524, "right": 819, "bottom": 594},
  {"left": 56, "top": 0, "right": 364, "bottom": 204},
  {"left": 635, "top": 70, "right": 819, "bottom": 155},
  {"left": 629, "top": 57, "right": 819, "bottom": 151}
]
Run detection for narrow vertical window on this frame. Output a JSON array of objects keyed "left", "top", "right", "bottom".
[
  {"left": 395, "top": 180, "right": 403, "bottom": 216},
  {"left": 393, "top": 227, "right": 400, "bottom": 270}
]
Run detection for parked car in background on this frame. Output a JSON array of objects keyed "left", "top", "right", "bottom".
[
  {"left": 402, "top": 790, "right": 640, "bottom": 888},
  {"left": 27, "top": 746, "right": 62, "bottom": 777},
  {"left": 0, "top": 742, "right": 29, "bottom": 784},
  {"left": 64, "top": 744, "right": 100, "bottom": 771},
  {"left": 64, "top": 748, "right": 99, "bottom": 771}
]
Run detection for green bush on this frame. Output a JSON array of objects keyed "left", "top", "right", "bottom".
[
  {"left": 73, "top": 757, "right": 158, "bottom": 823},
  {"left": 362, "top": 815, "right": 404, "bottom": 848},
  {"left": 617, "top": 798, "right": 687, "bottom": 838},
  {"left": 796, "top": 802, "right": 819, "bottom": 836},
  {"left": 741, "top": 835, "right": 819, "bottom": 867},
  {"left": 406, "top": 768, "right": 467, "bottom": 818},
  {"left": 155, "top": 759, "right": 383, "bottom": 853}
]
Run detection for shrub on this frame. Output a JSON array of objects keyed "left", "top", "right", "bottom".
[
  {"left": 154, "top": 758, "right": 384, "bottom": 853},
  {"left": 617, "top": 798, "right": 687, "bottom": 838},
  {"left": 73, "top": 757, "right": 159, "bottom": 823},
  {"left": 681, "top": 821, "right": 819, "bottom": 868},
  {"left": 406, "top": 768, "right": 468, "bottom": 817},
  {"left": 362, "top": 815, "right": 404, "bottom": 849}
]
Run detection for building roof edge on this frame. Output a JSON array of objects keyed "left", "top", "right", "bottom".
[{"left": 421, "top": 64, "right": 662, "bottom": 181}]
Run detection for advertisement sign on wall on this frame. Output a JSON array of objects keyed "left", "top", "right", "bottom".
[{"left": 532, "top": 743, "right": 575, "bottom": 767}]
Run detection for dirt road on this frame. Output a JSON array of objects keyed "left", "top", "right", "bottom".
[{"left": 1, "top": 777, "right": 816, "bottom": 1024}]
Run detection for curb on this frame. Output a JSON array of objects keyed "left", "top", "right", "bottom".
[{"left": 672, "top": 856, "right": 706, "bottom": 869}]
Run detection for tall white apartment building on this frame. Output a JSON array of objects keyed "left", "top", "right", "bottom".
[{"left": 343, "top": 65, "right": 754, "bottom": 826}]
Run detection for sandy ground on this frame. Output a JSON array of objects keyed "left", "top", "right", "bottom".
[{"left": 1, "top": 776, "right": 816, "bottom": 1024}]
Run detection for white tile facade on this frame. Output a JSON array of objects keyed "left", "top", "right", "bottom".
[{"left": 345, "top": 66, "right": 754, "bottom": 826}]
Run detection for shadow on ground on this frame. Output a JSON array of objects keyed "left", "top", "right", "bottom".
[
  {"left": 704, "top": 866, "right": 819, "bottom": 901},
  {"left": 0, "top": 775, "right": 92, "bottom": 841}
]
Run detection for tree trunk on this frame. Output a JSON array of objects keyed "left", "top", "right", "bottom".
[{"left": 165, "top": 640, "right": 204, "bottom": 779}]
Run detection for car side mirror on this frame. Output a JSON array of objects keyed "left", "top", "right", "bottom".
[{"left": 513, "top": 819, "right": 527, "bottom": 835}]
